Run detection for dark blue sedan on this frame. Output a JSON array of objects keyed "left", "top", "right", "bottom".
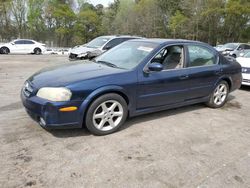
[{"left": 21, "top": 39, "right": 242, "bottom": 135}]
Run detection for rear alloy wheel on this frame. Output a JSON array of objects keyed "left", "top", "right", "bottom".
[
  {"left": 85, "top": 93, "right": 128, "bottom": 135},
  {"left": 206, "top": 81, "right": 229, "bottom": 108},
  {"left": 34, "top": 48, "right": 42, "bottom": 55},
  {"left": 0, "top": 47, "right": 10, "bottom": 54}
]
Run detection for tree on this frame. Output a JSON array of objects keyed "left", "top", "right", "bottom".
[
  {"left": 0, "top": 0, "right": 15, "bottom": 41},
  {"left": 11, "top": 0, "right": 27, "bottom": 38},
  {"left": 169, "top": 10, "right": 188, "bottom": 38},
  {"left": 27, "top": 0, "right": 46, "bottom": 41},
  {"left": 112, "top": 0, "right": 136, "bottom": 35},
  {"left": 52, "top": 3, "right": 76, "bottom": 46},
  {"left": 74, "top": 9, "right": 101, "bottom": 44},
  {"left": 222, "top": 0, "right": 250, "bottom": 42}
]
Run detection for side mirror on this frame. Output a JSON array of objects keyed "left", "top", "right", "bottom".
[
  {"left": 238, "top": 47, "right": 243, "bottom": 51},
  {"left": 147, "top": 62, "right": 163, "bottom": 72}
]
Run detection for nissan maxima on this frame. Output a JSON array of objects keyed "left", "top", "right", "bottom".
[{"left": 21, "top": 39, "right": 242, "bottom": 135}]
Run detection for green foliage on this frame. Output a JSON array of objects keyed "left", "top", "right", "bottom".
[
  {"left": 169, "top": 10, "right": 188, "bottom": 38},
  {"left": 27, "top": 0, "right": 46, "bottom": 41},
  {"left": 74, "top": 9, "right": 100, "bottom": 44},
  {"left": 0, "top": 0, "right": 249, "bottom": 46}
]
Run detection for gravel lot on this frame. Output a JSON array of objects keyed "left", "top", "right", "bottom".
[{"left": 0, "top": 55, "right": 250, "bottom": 188}]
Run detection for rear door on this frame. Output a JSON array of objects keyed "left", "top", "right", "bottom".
[
  {"left": 23, "top": 40, "right": 35, "bottom": 53},
  {"left": 184, "top": 44, "right": 221, "bottom": 100}
]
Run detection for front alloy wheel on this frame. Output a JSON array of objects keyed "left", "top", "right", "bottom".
[
  {"left": 206, "top": 81, "right": 229, "bottom": 108},
  {"left": 1, "top": 47, "right": 9, "bottom": 54},
  {"left": 93, "top": 100, "right": 123, "bottom": 131},
  {"left": 85, "top": 93, "right": 128, "bottom": 135}
]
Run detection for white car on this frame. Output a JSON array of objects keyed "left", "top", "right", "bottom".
[
  {"left": 0, "top": 39, "right": 46, "bottom": 55},
  {"left": 236, "top": 52, "right": 250, "bottom": 86}
]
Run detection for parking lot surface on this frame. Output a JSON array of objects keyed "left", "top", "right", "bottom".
[{"left": 0, "top": 55, "right": 250, "bottom": 188}]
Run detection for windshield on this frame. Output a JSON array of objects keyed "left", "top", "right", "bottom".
[
  {"left": 86, "top": 37, "right": 111, "bottom": 48},
  {"left": 222, "top": 43, "right": 238, "bottom": 49},
  {"left": 244, "top": 52, "right": 250, "bottom": 58},
  {"left": 95, "top": 41, "right": 158, "bottom": 70}
]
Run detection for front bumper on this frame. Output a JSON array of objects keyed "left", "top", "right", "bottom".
[
  {"left": 69, "top": 53, "right": 88, "bottom": 60},
  {"left": 21, "top": 91, "right": 83, "bottom": 129}
]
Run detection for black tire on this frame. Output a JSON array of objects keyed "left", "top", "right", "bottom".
[
  {"left": 206, "top": 80, "right": 229, "bottom": 108},
  {"left": 34, "top": 48, "right": 42, "bottom": 55},
  {"left": 0, "top": 47, "right": 10, "bottom": 54},
  {"left": 85, "top": 93, "right": 128, "bottom": 136}
]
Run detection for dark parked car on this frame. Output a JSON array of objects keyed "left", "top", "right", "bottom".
[
  {"left": 69, "top": 35, "right": 141, "bottom": 60},
  {"left": 21, "top": 39, "right": 242, "bottom": 135}
]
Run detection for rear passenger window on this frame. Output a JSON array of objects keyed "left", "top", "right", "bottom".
[
  {"left": 24, "top": 40, "right": 34, "bottom": 44},
  {"left": 245, "top": 45, "right": 250, "bottom": 50},
  {"left": 187, "top": 45, "right": 216, "bottom": 67}
]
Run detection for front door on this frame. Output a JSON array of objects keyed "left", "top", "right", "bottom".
[{"left": 137, "top": 45, "right": 190, "bottom": 109}]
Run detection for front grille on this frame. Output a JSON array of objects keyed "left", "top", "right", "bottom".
[
  {"left": 23, "top": 82, "right": 34, "bottom": 97},
  {"left": 242, "top": 67, "right": 250, "bottom": 74},
  {"left": 242, "top": 79, "right": 250, "bottom": 83},
  {"left": 69, "top": 53, "right": 77, "bottom": 59}
]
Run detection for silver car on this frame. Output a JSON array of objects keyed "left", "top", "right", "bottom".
[
  {"left": 69, "top": 35, "right": 141, "bottom": 60},
  {"left": 218, "top": 43, "right": 250, "bottom": 58}
]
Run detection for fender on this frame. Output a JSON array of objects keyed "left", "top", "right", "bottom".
[
  {"left": 77, "top": 85, "right": 131, "bottom": 126},
  {"left": 213, "top": 75, "right": 233, "bottom": 91}
]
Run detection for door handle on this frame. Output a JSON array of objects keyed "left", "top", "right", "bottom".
[{"left": 179, "top": 75, "right": 189, "bottom": 80}]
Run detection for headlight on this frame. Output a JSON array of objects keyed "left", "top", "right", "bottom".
[{"left": 36, "top": 87, "right": 72, "bottom": 102}]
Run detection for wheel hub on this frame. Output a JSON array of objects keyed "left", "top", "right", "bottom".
[
  {"left": 213, "top": 83, "right": 227, "bottom": 105},
  {"left": 93, "top": 100, "right": 123, "bottom": 131}
]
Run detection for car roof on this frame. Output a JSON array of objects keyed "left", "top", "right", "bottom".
[
  {"left": 223, "top": 42, "right": 250, "bottom": 45},
  {"left": 14, "top": 39, "right": 34, "bottom": 41},
  {"left": 129, "top": 38, "right": 206, "bottom": 45},
  {"left": 98, "top": 35, "right": 142, "bottom": 39}
]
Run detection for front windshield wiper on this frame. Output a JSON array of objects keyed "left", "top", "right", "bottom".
[{"left": 95, "top": 60, "right": 120, "bottom": 68}]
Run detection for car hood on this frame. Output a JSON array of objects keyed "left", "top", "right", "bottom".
[
  {"left": 28, "top": 61, "right": 126, "bottom": 88},
  {"left": 70, "top": 45, "right": 102, "bottom": 55},
  {"left": 236, "top": 57, "right": 250, "bottom": 67}
]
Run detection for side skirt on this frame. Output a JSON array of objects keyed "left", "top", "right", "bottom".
[{"left": 130, "top": 96, "right": 209, "bottom": 117}]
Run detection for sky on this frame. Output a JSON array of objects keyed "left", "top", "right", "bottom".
[{"left": 88, "top": 0, "right": 114, "bottom": 7}]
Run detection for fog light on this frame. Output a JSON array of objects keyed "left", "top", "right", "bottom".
[{"left": 39, "top": 117, "right": 46, "bottom": 126}]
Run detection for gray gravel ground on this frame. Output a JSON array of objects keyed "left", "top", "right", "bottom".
[{"left": 0, "top": 55, "right": 250, "bottom": 188}]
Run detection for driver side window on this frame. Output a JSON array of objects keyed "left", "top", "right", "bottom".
[
  {"left": 150, "top": 45, "right": 184, "bottom": 70},
  {"left": 103, "top": 38, "right": 122, "bottom": 50},
  {"left": 14, "top": 40, "right": 24, "bottom": 45}
]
